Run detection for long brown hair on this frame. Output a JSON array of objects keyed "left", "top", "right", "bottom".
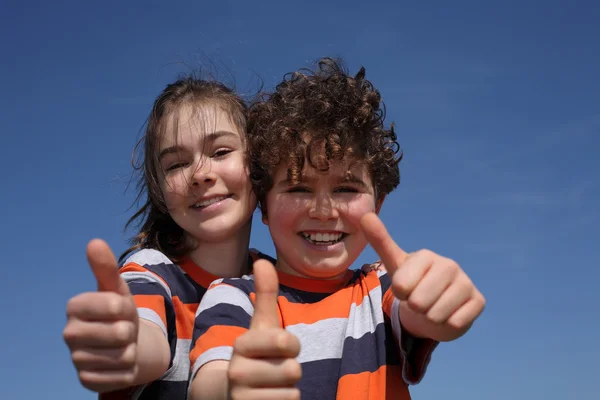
[{"left": 120, "top": 75, "right": 247, "bottom": 263}]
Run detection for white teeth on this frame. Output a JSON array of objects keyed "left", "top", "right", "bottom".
[
  {"left": 301, "top": 232, "right": 343, "bottom": 244},
  {"left": 193, "top": 196, "right": 227, "bottom": 208}
]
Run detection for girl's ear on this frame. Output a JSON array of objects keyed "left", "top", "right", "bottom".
[{"left": 375, "top": 195, "right": 386, "bottom": 214}]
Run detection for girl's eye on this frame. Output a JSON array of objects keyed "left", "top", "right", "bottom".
[
  {"left": 212, "top": 149, "right": 233, "bottom": 158},
  {"left": 165, "top": 162, "right": 186, "bottom": 172}
]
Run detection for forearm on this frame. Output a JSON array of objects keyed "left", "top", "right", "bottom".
[
  {"left": 399, "top": 301, "right": 471, "bottom": 342},
  {"left": 190, "top": 360, "right": 230, "bottom": 400},
  {"left": 127, "top": 319, "right": 171, "bottom": 387}
]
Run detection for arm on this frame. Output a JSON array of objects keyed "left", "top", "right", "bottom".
[
  {"left": 189, "top": 360, "right": 230, "bottom": 400},
  {"left": 189, "top": 261, "right": 300, "bottom": 400},
  {"left": 130, "top": 320, "right": 171, "bottom": 385}
]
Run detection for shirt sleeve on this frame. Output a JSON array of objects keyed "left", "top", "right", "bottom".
[
  {"left": 120, "top": 249, "right": 177, "bottom": 359},
  {"left": 375, "top": 265, "right": 439, "bottom": 385},
  {"left": 189, "top": 279, "right": 254, "bottom": 380}
]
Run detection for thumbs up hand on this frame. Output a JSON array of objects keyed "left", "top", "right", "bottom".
[
  {"left": 63, "top": 239, "right": 139, "bottom": 392},
  {"left": 227, "top": 259, "right": 302, "bottom": 400},
  {"left": 360, "top": 213, "right": 485, "bottom": 342}
]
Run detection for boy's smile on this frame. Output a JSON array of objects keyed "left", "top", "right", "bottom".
[{"left": 264, "top": 159, "right": 381, "bottom": 280}]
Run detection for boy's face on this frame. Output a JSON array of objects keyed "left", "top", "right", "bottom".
[{"left": 263, "top": 159, "right": 380, "bottom": 280}]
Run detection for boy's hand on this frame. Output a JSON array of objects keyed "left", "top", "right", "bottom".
[
  {"left": 227, "top": 259, "right": 302, "bottom": 400},
  {"left": 360, "top": 213, "right": 485, "bottom": 342},
  {"left": 63, "top": 239, "right": 139, "bottom": 392}
]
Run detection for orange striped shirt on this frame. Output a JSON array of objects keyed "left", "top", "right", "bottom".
[
  {"left": 101, "top": 248, "right": 267, "bottom": 400},
  {"left": 190, "top": 265, "right": 437, "bottom": 399}
]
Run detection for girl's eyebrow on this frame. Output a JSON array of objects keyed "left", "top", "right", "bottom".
[
  {"left": 158, "top": 131, "right": 239, "bottom": 160},
  {"left": 204, "top": 130, "right": 239, "bottom": 142},
  {"left": 158, "top": 145, "right": 183, "bottom": 161}
]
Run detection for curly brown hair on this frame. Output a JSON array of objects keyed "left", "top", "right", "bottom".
[
  {"left": 120, "top": 75, "right": 247, "bottom": 263},
  {"left": 247, "top": 58, "right": 402, "bottom": 214}
]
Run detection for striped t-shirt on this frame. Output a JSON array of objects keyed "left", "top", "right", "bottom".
[
  {"left": 190, "top": 265, "right": 438, "bottom": 400},
  {"left": 101, "top": 248, "right": 264, "bottom": 400}
]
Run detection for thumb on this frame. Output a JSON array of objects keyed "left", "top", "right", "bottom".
[
  {"left": 250, "top": 259, "right": 280, "bottom": 330},
  {"left": 360, "top": 212, "right": 408, "bottom": 277},
  {"left": 87, "top": 239, "right": 131, "bottom": 296}
]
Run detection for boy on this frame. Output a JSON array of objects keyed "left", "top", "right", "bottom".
[{"left": 188, "top": 58, "right": 485, "bottom": 399}]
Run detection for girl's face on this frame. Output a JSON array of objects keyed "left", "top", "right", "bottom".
[{"left": 157, "top": 103, "right": 256, "bottom": 244}]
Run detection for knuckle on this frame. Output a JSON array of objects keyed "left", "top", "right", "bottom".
[
  {"left": 426, "top": 310, "right": 446, "bottom": 325},
  {"left": 78, "top": 371, "right": 97, "bottom": 390},
  {"left": 71, "top": 350, "right": 88, "bottom": 366},
  {"left": 113, "top": 321, "right": 135, "bottom": 343},
  {"left": 416, "top": 248, "right": 434, "bottom": 258},
  {"left": 227, "top": 363, "right": 245, "bottom": 384},
  {"left": 447, "top": 316, "right": 468, "bottom": 331},
  {"left": 228, "top": 387, "right": 244, "bottom": 400},
  {"left": 289, "top": 388, "right": 301, "bottom": 400},
  {"left": 120, "top": 344, "right": 137, "bottom": 367},
  {"left": 62, "top": 325, "right": 75, "bottom": 343},
  {"left": 407, "top": 296, "right": 428, "bottom": 313},
  {"left": 120, "top": 371, "right": 136, "bottom": 386},
  {"left": 283, "top": 359, "right": 302, "bottom": 382},
  {"left": 107, "top": 296, "right": 123, "bottom": 319}
]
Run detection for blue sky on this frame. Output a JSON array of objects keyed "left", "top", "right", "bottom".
[{"left": 1, "top": 0, "right": 598, "bottom": 398}]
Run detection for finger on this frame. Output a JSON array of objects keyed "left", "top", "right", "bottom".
[
  {"left": 229, "top": 357, "right": 301, "bottom": 387},
  {"left": 63, "top": 319, "right": 137, "bottom": 348},
  {"left": 87, "top": 239, "right": 131, "bottom": 296},
  {"left": 360, "top": 212, "right": 408, "bottom": 276},
  {"left": 78, "top": 369, "right": 137, "bottom": 393},
  {"left": 446, "top": 291, "right": 486, "bottom": 331},
  {"left": 424, "top": 280, "right": 473, "bottom": 324},
  {"left": 234, "top": 328, "right": 300, "bottom": 358},
  {"left": 405, "top": 262, "right": 456, "bottom": 314},
  {"left": 71, "top": 343, "right": 136, "bottom": 371},
  {"left": 391, "top": 250, "right": 434, "bottom": 301},
  {"left": 66, "top": 292, "right": 138, "bottom": 321},
  {"left": 229, "top": 387, "right": 300, "bottom": 400},
  {"left": 250, "top": 259, "right": 280, "bottom": 330}
]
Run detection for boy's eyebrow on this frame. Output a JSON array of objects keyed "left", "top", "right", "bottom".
[
  {"left": 338, "top": 174, "right": 368, "bottom": 188},
  {"left": 274, "top": 172, "right": 368, "bottom": 188},
  {"left": 158, "top": 131, "right": 239, "bottom": 160}
]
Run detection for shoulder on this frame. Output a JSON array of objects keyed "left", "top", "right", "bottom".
[
  {"left": 210, "top": 274, "right": 256, "bottom": 295},
  {"left": 122, "top": 248, "right": 174, "bottom": 268},
  {"left": 119, "top": 249, "right": 184, "bottom": 293}
]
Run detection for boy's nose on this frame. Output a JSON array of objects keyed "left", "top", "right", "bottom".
[{"left": 308, "top": 195, "right": 339, "bottom": 220}]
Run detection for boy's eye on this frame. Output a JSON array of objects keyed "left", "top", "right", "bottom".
[
  {"left": 334, "top": 186, "right": 359, "bottom": 193},
  {"left": 287, "top": 186, "right": 310, "bottom": 193},
  {"left": 212, "top": 149, "right": 233, "bottom": 158}
]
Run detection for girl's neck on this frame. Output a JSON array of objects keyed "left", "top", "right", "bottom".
[{"left": 187, "top": 220, "right": 253, "bottom": 278}]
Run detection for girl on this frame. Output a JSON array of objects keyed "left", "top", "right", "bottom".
[{"left": 63, "top": 76, "right": 263, "bottom": 399}]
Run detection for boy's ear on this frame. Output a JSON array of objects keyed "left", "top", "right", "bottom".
[
  {"left": 261, "top": 212, "right": 269, "bottom": 225},
  {"left": 375, "top": 195, "right": 386, "bottom": 214}
]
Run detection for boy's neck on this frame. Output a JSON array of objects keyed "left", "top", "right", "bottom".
[
  {"left": 274, "top": 255, "right": 350, "bottom": 281},
  {"left": 187, "top": 220, "right": 253, "bottom": 278}
]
